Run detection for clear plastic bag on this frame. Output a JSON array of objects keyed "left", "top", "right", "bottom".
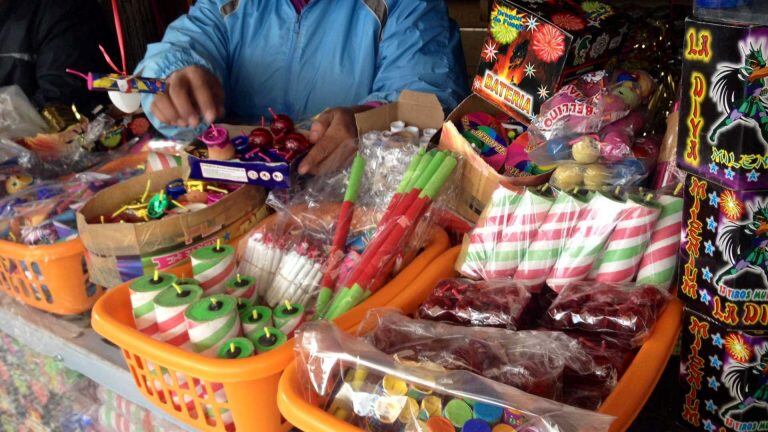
[
  {"left": 0, "top": 85, "right": 49, "bottom": 139},
  {"left": 361, "top": 309, "right": 596, "bottom": 401},
  {"left": 417, "top": 278, "right": 533, "bottom": 330},
  {"left": 544, "top": 282, "right": 671, "bottom": 347},
  {"left": 295, "top": 316, "right": 615, "bottom": 432},
  {"left": 457, "top": 185, "right": 555, "bottom": 280}
]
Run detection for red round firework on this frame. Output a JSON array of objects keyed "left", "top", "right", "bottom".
[
  {"left": 532, "top": 24, "right": 566, "bottom": 63},
  {"left": 551, "top": 13, "right": 585, "bottom": 31},
  {"left": 724, "top": 333, "right": 752, "bottom": 363},
  {"left": 719, "top": 190, "right": 746, "bottom": 221}
]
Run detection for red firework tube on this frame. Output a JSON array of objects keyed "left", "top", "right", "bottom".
[{"left": 379, "top": 149, "right": 429, "bottom": 223}]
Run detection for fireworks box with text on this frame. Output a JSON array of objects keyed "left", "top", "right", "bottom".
[
  {"left": 679, "top": 174, "right": 768, "bottom": 331},
  {"left": 471, "top": 0, "right": 631, "bottom": 121},
  {"left": 679, "top": 307, "right": 768, "bottom": 432},
  {"left": 677, "top": 18, "right": 768, "bottom": 191}
]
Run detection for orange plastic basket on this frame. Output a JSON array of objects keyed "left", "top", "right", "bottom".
[
  {"left": 0, "top": 153, "right": 148, "bottom": 315},
  {"left": 276, "top": 246, "right": 684, "bottom": 432},
  {"left": 91, "top": 228, "right": 450, "bottom": 432}
]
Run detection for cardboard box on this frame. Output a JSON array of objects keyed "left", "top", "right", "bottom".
[
  {"left": 679, "top": 307, "right": 768, "bottom": 432},
  {"left": 677, "top": 18, "right": 768, "bottom": 191},
  {"left": 76, "top": 168, "right": 267, "bottom": 287},
  {"left": 353, "top": 90, "right": 445, "bottom": 136},
  {"left": 679, "top": 174, "right": 768, "bottom": 330},
  {"left": 439, "top": 94, "right": 550, "bottom": 222},
  {"left": 471, "top": 0, "right": 631, "bottom": 120}
]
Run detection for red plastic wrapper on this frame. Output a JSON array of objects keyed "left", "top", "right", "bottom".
[
  {"left": 417, "top": 278, "right": 532, "bottom": 330},
  {"left": 362, "top": 310, "right": 596, "bottom": 401},
  {"left": 544, "top": 282, "right": 670, "bottom": 347}
]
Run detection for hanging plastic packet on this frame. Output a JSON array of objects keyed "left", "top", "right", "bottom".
[
  {"left": 417, "top": 278, "right": 533, "bottom": 330},
  {"left": 295, "top": 314, "right": 615, "bottom": 432}
]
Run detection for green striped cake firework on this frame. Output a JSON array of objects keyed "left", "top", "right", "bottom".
[
  {"left": 273, "top": 301, "right": 305, "bottom": 338},
  {"left": 546, "top": 193, "right": 627, "bottom": 292},
  {"left": 225, "top": 274, "right": 258, "bottom": 303},
  {"left": 185, "top": 295, "right": 241, "bottom": 357},
  {"left": 636, "top": 194, "right": 684, "bottom": 289},
  {"left": 460, "top": 187, "right": 554, "bottom": 279},
  {"left": 242, "top": 305, "right": 273, "bottom": 339},
  {"left": 191, "top": 242, "right": 237, "bottom": 294},
  {"left": 129, "top": 271, "right": 177, "bottom": 336},
  {"left": 459, "top": 186, "right": 524, "bottom": 278},
  {"left": 512, "top": 192, "right": 588, "bottom": 291},
  {"left": 238, "top": 232, "right": 284, "bottom": 297},
  {"left": 152, "top": 284, "right": 203, "bottom": 348},
  {"left": 593, "top": 197, "right": 661, "bottom": 283}
]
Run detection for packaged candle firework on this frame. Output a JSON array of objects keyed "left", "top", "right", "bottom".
[
  {"left": 295, "top": 319, "right": 615, "bottom": 432},
  {"left": 360, "top": 309, "right": 596, "bottom": 401},
  {"left": 417, "top": 278, "right": 533, "bottom": 330},
  {"left": 544, "top": 282, "right": 671, "bottom": 348}
]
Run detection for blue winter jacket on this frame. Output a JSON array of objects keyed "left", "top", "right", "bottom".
[{"left": 137, "top": 0, "right": 468, "bottom": 138}]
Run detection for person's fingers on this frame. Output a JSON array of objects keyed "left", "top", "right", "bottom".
[
  {"left": 151, "top": 93, "right": 179, "bottom": 125},
  {"left": 190, "top": 70, "right": 222, "bottom": 123},
  {"left": 309, "top": 111, "right": 332, "bottom": 143},
  {"left": 299, "top": 133, "right": 335, "bottom": 175},
  {"left": 313, "top": 138, "right": 357, "bottom": 175},
  {"left": 168, "top": 77, "right": 197, "bottom": 127}
]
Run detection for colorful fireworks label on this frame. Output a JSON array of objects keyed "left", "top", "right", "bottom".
[
  {"left": 472, "top": 0, "right": 631, "bottom": 120},
  {"left": 680, "top": 307, "right": 768, "bottom": 432},
  {"left": 680, "top": 174, "right": 768, "bottom": 330},
  {"left": 677, "top": 18, "right": 768, "bottom": 191}
]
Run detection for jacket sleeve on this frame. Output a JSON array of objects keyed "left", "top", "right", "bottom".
[
  {"left": 137, "top": 0, "right": 230, "bottom": 138},
  {"left": 361, "top": 0, "right": 469, "bottom": 112},
  {"left": 33, "top": 0, "right": 107, "bottom": 109}
]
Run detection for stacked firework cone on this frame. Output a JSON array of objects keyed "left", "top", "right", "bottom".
[{"left": 456, "top": 184, "right": 683, "bottom": 294}]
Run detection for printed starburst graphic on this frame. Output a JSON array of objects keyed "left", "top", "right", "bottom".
[
  {"left": 524, "top": 62, "right": 537, "bottom": 78},
  {"left": 724, "top": 333, "right": 752, "bottom": 363},
  {"left": 481, "top": 40, "right": 499, "bottom": 62},
  {"left": 537, "top": 84, "right": 550, "bottom": 100},
  {"left": 719, "top": 190, "right": 745, "bottom": 221}
]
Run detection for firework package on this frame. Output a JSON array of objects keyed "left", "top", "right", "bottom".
[
  {"left": 694, "top": 0, "right": 768, "bottom": 26},
  {"left": 679, "top": 174, "right": 768, "bottom": 331},
  {"left": 472, "top": 0, "right": 632, "bottom": 121},
  {"left": 677, "top": 18, "right": 768, "bottom": 191},
  {"left": 679, "top": 307, "right": 768, "bottom": 432},
  {"left": 76, "top": 167, "right": 266, "bottom": 287},
  {"left": 294, "top": 313, "right": 615, "bottom": 432},
  {"left": 455, "top": 183, "right": 683, "bottom": 293}
]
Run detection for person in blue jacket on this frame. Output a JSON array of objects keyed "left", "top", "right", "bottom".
[{"left": 139, "top": 0, "right": 468, "bottom": 174}]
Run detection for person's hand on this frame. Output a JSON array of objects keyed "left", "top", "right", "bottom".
[
  {"left": 298, "top": 107, "right": 360, "bottom": 175},
  {"left": 151, "top": 65, "right": 225, "bottom": 128}
]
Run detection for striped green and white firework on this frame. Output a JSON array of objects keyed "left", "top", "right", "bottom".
[
  {"left": 185, "top": 295, "right": 241, "bottom": 357},
  {"left": 459, "top": 186, "right": 524, "bottom": 278},
  {"left": 513, "top": 192, "right": 588, "bottom": 291},
  {"left": 225, "top": 274, "right": 258, "bottom": 303},
  {"left": 636, "top": 194, "right": 684, "bottom": 289},
  {"left": 546, "top": 193, "right": 627, "bottom": 292},
  {"left": 153, "top": 284, "right": 203, "bottom": 349},
  {"left": 129, "top": 271, "right": 177, "bottom": 337},
  {"left": 191, "top": 243, "right": 236, "bottom": 294},
  {"left": 241, "top": 305, "right": 273, "bottom": 339},
  {"left": 593, "top": 197, "right": 661, "bottom": 283},
  {"left": 464, "top": 188, "right": 554, "bottom": 279}
]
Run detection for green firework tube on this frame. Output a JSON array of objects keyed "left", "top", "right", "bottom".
[
  {"left": 273, "top": 301, "right": 305, "bottom": 336},
  {"left": 153, "top": 284, "right": 203, "bottom": 347},
  {"left": 129, "top": 271, "right": 177, "bottom": 336},
  {"left": 251, "top": 327, "right": 286, "bottom": 353},
  {"left": 216, "top": 337, "right": 255, "bottom": 359},
  {"left": 191, "top": 243, "right": 236, "bottom": 294},
  {"left": 241, "top": 306, "right": 273, "bottom": 338},
  {"left": 185, "top": 295, "right": 241, "bottom": 357},
  {"left": 225, "top": 274, "right": 258, "bottom": 303}
]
